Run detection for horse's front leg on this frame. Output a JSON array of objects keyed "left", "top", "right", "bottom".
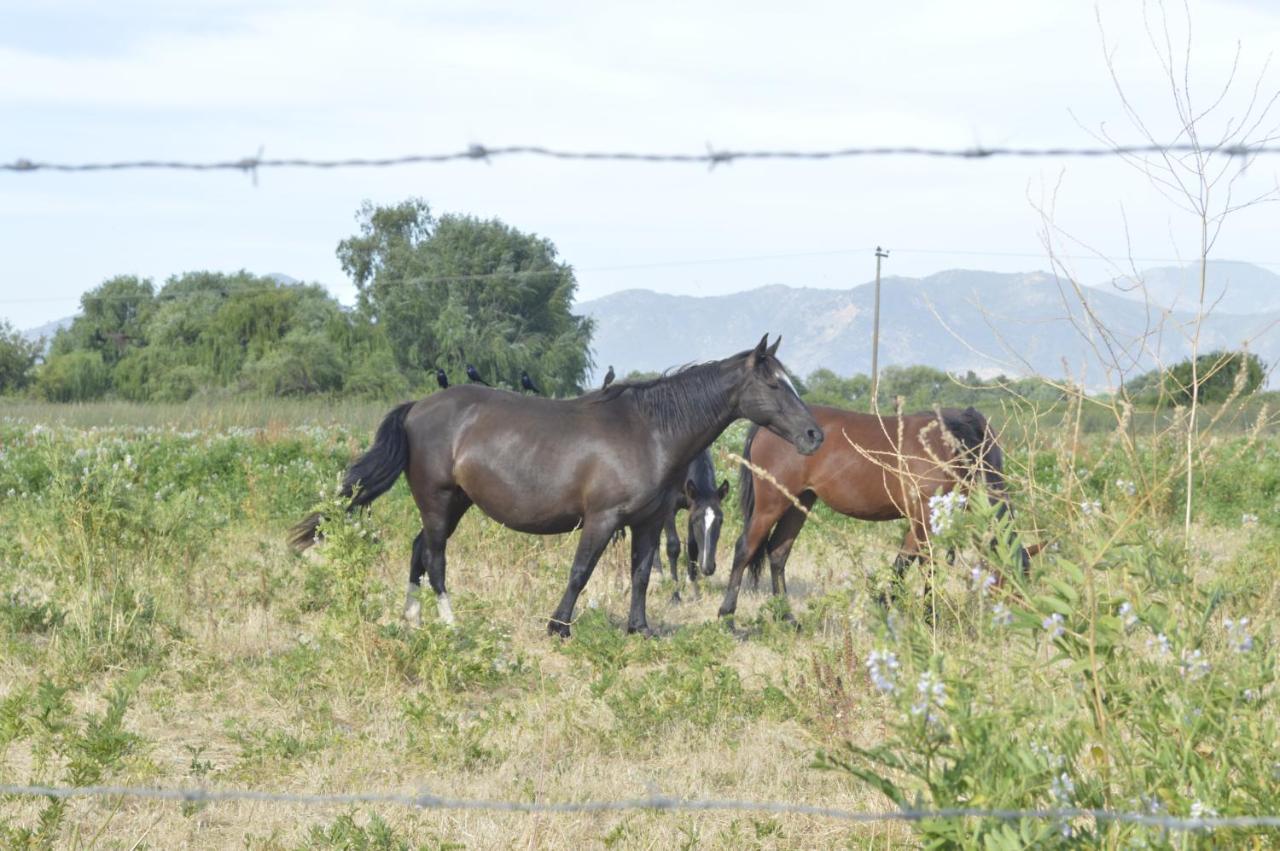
[{"left": 628, "top": 517, "right": 662, "bottom": 636}]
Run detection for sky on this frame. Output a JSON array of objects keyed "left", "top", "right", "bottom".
[{"left": 2, "top": 0, "right": 1279, "bottom": 331}]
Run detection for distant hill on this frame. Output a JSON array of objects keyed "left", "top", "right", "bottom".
[
  {"left": 21, "top": 316, "right": 74, "bottom": 351},
  {"left": 576, "top": 265, "right": 1280, "bottom": 389},
  {"left": 1096, "top": 260, "right": 1280, "bottom": 315}
]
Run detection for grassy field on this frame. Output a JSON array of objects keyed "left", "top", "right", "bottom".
[{"left": 1, "top": 400, "right": 1278, "bottom": 849}]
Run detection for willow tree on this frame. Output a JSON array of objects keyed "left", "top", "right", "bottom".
[{"left": 337, "top": 199, "right": 594, "bottom": 395}]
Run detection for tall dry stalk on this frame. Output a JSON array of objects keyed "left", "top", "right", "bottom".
[{"left": 1091, "top": 2, "right": 1280, "bottom": 540}]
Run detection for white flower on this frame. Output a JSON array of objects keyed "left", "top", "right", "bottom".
[
  {"left": 1050, "top": 772, "right": 1076, "bottom": 837},
  {"left": 1118, "top": 601, "right": 1138, "bottom": 630},
  {"left": 1050, "top": 771, "right": 1074, "bottom": 804},
  {"left": 910, "top": 671, "right": 947, "bottom": 726},
  {"left": 1242, "top": 513, "right": 1259, "bottom": 527},
  {"left": 969, "top": 567, "right": 995, "bottom": 594},
  {"left": 991, "top": 603, "right": 1013, "bottom": 627},
  {"left": 1179, "top": 648, "right": 1210, "bottom": 680},
  {"left": 928, "top": 491, "right": 967, "bottom": 535},
  {"left": 1189, "top": 800, "right": 1218, "bottom": 828},
  {"left": 865, "top": 649, "right": 900, "bottom": 695},
  {"left": 1115, "top": 478, "right": 1136, "bottom": 496},
  {"left": 1224, "top": 617, "right": 1254, "bottom": 653},
  {"left": 1148, "top": 633, "right": 1171, "bottom": 657},
  {"left": 1042, "top": 612, "right": 1066, "bottom": 638},
  {"left": 1080, "top": 499, "right": 1102, "bottom": 516}
]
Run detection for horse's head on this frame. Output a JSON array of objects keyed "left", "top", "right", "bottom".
[
  {"left": 686, "top": 476, "right": 730, "bottom": 576},
  {"left": 733, "top": 335, "right": 823, "bottom": 455}
]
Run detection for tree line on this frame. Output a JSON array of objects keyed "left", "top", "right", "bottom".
[
  {"left": 0, "top": 197, "right": 1268, "bottom": 408},
  {"left": 0, "top": 199, "right": 595, "bottom": 402}
]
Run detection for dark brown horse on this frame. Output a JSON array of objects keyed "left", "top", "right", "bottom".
[
  {"left": 659, "top": 448, "right": 730, "bottom": 600},
  {"left": 715, "top": 405, "right": 1029, "bottom": 620},
  {"left": 290, "top": 335, "right": 823, "bottom": 637}
]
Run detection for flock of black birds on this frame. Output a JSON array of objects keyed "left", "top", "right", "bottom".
[{"left": 432, "top": 364, "right": 617, "bottom": 395}]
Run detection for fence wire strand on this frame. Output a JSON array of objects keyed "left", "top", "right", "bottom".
[
  {"left": 5, "top": 142, "right": 1280, "bottom": 175},
  {"left": 1, "top": 783, "right": 1277, "bottom": 832}
]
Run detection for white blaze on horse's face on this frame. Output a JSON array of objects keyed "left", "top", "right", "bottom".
[
  {"left": 701, "top": 507, "right": 715, "bottom": 572},
  {"left": 776, "top": 365, "right": 801, "bottom": 400}
]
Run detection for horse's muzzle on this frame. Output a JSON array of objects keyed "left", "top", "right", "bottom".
[{"left": 794, "top": 426, "right": 824, "bottom": 455}]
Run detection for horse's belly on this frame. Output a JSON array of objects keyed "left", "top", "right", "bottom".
[{"left": 474, "top": 501, "right": 585, "bottom": 535}]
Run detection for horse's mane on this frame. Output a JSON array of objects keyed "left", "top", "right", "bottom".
[{"left": 590, "top": 352, "right": 746, "bottom": 434}]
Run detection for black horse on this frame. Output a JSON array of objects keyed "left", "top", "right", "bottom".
[
  {"left": 661, "top": 449, "right": 729, "bottom": 600},
  {"left": 289, "top": 335, "right": 823, "bottom": 637}
]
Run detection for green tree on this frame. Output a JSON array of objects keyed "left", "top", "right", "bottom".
[
  {"left": 803, "top": 368, "right": 873, "bottom": 409},
  {"left": 337, "top": 199, "right": 594, "bottom": 394},
  {"left": 1163, "top": 350, "right": 1265, "bottom": 405},
  {"left": 1124, "top": 351, "right": 1265, "bottom": 407},
  {"left": 35, "top": 351, "right": 111, "bottom": 402},
  {"left": 51, "top": 276, "right": 155, "bottom": 366},
  {"left": 0, "top": 320, "right": 41, "bottom": 393}
]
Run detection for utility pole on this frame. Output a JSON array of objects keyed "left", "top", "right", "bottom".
[{"left": 871, "top": 246, "right": 889, "bottom": 411}]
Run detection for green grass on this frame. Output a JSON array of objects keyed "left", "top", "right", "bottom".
[{"left": 0, "top": 405, "right": 1278, "bottom": 848}]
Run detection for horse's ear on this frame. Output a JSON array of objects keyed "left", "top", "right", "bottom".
[
  {"left": 717, "top": 478, "right": 730, "bottom": 500},
  {"left": 748, "top": 333, "right": 769, "bottom": 367},
  {"left": 766, "top": 335, "right": 781, "bottom": 357}
]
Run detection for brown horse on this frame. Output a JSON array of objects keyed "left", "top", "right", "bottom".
[
  {"left": 289, "top": 335, "right": 823, "bottom": 637},
  {"left": 715, "top": 405, "right": 1029, "bottom": 619}
]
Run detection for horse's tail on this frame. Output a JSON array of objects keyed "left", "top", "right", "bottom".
[
  {"left": 288, "top": 401, "right": 416, "bottom": 551},
  {"left": 736, "top": 425, "right": 768, "bottom": 589},
  {"left": 943, "top": 407, "right": 1031, "bottom": 576}
]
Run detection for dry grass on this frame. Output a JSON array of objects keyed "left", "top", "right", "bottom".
[
  {"left": 0, "top": 440, "right": 919, "bottom": 848},
  {"left": 4, "top": 406, "right": 1278, "bottom": 848}
]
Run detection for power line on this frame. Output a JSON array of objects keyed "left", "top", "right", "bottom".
[
  {"left": 4, "top": 141, "right": 1280, "bottom": 175},
  {"left": 3, "top": 247, "right": 1279, "bottom": 309},
  {"left": 0, "top": 783, "right": 1272, "bottom": 833}
]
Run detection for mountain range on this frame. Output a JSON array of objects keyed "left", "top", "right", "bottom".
[
  {"left": 21, "top": 262, "right": 1278, "bottom": 390},
  {"left": 576, "top": 261, "right": 1280, "bottom": 388}
]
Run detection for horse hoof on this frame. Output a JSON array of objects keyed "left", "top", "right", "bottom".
[
  {"left": 670, "top": 591, "right": 682, "bottom": 604},
  {"left": 627, "top": 625, "right": 654, "bottom": 638},
  {"left": 547, "top": 620, "right": 571, "bottom": 639}
]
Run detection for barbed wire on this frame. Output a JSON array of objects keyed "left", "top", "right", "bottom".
[
  {"left": 0, "top": 783, "right": 1275, "bottom": 833},
  {"left": 5, "top": 142, "right": 1280, "bottom": 176}
]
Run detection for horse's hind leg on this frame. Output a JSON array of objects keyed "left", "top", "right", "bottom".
[
  {"left": 718, "top": 503, "right": 782, "bottom": 621},
  {"left": 881, "top": 521, "right": 927, "bottom": 608},
  {"left": 405, "top": 489, "right": 472, "bottom": 627},
  {"left": 404, "top": 531, "right": 427, "bottom": 626},
  {"left": 766, "top": 495, "right": 814, "bottom": 601}
]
